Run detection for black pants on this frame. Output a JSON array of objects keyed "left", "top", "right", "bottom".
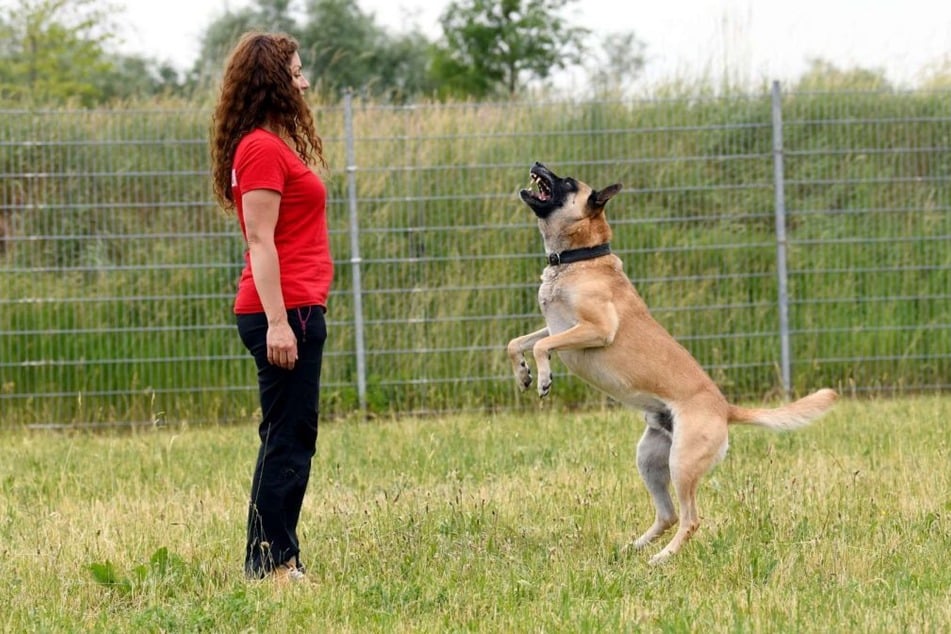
[{"left": 236, "top": 306, "right": 327, "bottom": 578}]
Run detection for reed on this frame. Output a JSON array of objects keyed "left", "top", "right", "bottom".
[{"left": 1, "top": 90, "right": 948, "bottom": 425}]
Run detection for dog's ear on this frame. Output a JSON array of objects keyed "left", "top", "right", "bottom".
[{"left": 588, "top": 183, "right": 622, "bottom": 211}]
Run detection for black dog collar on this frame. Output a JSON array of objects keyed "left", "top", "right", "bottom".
[{"left": 547, "top": 243, "right": 611, "bottom": 266}]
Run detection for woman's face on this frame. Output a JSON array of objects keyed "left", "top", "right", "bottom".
[{"left": 289, "top": 52, "right": 309, "bottom": 94}]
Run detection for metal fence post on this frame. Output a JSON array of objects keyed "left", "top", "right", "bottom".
[
  {"left": 343, "top": 90, "right": 368, "bottom": 413},
  {"left": 770, "top": 80, "right": 792, "bottom": 399}
]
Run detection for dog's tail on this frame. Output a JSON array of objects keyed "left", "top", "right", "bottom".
[{"left": 727, "top": 388, "right": 838, "bottom": 431}]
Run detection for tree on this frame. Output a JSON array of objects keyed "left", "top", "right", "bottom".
[
  {"left": 587, "top": 31, "right": 646, "bottom": 97},
  {"left": 0, "top": 0, "right": 117, "bottom": 105},
  {"left": 430, "top": 0, "right": 589, "bottom": 99},
  {"left": 298, "top": 0, "right": 435, "bottom": 100},
  {"left": 192, "top": 0, "right": 433, "bottom": 101},
  {"left": 190, "top": 0, "right": 299, "bottom": 87},
  {"left": 298, "top": 0, "right": 392, "bottom": 98},
  {"left": 95, "top": 54, "right": 191, "bottom": 101}
]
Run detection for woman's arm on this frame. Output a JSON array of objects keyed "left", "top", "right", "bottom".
[{"left": 243, "top": 188, "right": 297, "bottom": 370}]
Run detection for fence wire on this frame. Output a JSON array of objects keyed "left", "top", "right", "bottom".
[{"left": 1, "top": 88, "right": 949, "bottom": 427}]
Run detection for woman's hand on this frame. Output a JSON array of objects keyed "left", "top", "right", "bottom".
[{"left": 266, "top": 319, "right": 298, "bottom": 369}]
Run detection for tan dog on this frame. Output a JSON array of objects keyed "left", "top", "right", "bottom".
[{"left": 507, "top": 162, "right": 837, "bottom": 564}]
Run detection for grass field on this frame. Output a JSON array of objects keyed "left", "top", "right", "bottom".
[{"left": 1, "top": 396, "right": 949, "bottom": 632}]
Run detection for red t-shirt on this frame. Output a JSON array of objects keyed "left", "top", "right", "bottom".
[{"left": 231, "top": 128, "right": 334, "bottom": 314}]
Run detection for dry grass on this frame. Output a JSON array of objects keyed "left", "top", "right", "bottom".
[{"left": 1, "top": 396, "right": 949, "bottom": 632}]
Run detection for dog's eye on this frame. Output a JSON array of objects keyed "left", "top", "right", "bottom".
[{"left": 563, "top": 178, "right": 578, "bottom": 192}]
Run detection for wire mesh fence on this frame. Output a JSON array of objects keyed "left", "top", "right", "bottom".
[{"left": 1, "top": 86, "right": 949, "bottom": 428}]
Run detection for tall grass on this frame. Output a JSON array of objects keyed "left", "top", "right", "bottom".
[
  {"left": 1, "top": 90, "right": 949, "bottom": 425},
  {"left": 0, "top": 396, "right": 948, "bottom": 631}
]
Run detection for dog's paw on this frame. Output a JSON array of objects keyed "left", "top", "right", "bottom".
[
  {"left": 618, "top": 540, "right": 642, "bottom": 558},
  {"left": 514, "top": 359, "right": 533, "bottom": 390},
  {"left": 648, "top": 550, "right": 674, "bottom": 566},
  {"left": 630, "top": 537, "right": 651, "bottom": 551},
  {"left": 537, "top": 372, "right": 552, "bottom": 398}
]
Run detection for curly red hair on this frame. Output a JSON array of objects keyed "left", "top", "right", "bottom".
[{"left": 210, "top": 31, "right": 327, "bottom": 210}]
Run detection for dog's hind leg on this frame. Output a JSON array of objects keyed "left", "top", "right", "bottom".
[
  {"left": 631, "top": 412, "right": 678, "bottom": 550},
  {"left": 649, "top": 409, "right": 728, "bottom": 565}
]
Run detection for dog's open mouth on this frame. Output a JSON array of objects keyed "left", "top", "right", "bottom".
[
  {"left": 519, "top": 162, "right": 564, "bottom": 218},
  {"left": 527, "top": 172, "right": 552, "bottom": 202}
]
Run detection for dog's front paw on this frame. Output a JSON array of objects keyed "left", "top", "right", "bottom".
[
  {"left": 514, "top": 359, "right": 533, "bottom": 390},
  {"left": 648, "top": 550, "right": 674, "bottom": 566},
  {"left": 537, "top": 371, "right": 552, "bottom": 398},
  {"left": 630, "top": 536, "right": 651, "bottom": 551}
]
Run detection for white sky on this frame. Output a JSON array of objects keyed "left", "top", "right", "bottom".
[{"left": 115, "top": 0, "right": 951, "bottom": 88}]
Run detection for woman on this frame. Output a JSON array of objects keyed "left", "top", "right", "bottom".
[{"left": 210, "top": 31, "right": 333, "bottom": 582}]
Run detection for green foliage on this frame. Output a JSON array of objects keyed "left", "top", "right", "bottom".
[
  {"left": 432, "top": 0, "right": 589, "bottom": 98},
  {"left": 191, "top": 0, "right": 435, "bottom": 101},
  {"left": 919, "top": 57, "right": 951, "bottom": 90},
  {"left": 96, "top": 54, "right": 194, "bottom": 101},
  {"left": 0, "top": 0, "right": 115, "bottom": 105},
  {"left": 298, "top": 0, "right": 435, "bottom": 100},
  {"left": 89, "top": 547, "right": 187, "bottom": 596},
  {"left": 795, "top": 58, "right": 892, "bottom": 91},
  {"left": 0, "top": 91, "right": 949, "bottom": 426},
  {"left": 190, "top": 0, "right": 299, "bottom": 87},
  {"left": 587, "top": 31, "right": 647, "bottom": 98},
  {"left": 0, "top": 0, "right": 193, "bottom": 104},
  {"left": 3, "top": 0, "right": 924, "bottom": 105}
]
